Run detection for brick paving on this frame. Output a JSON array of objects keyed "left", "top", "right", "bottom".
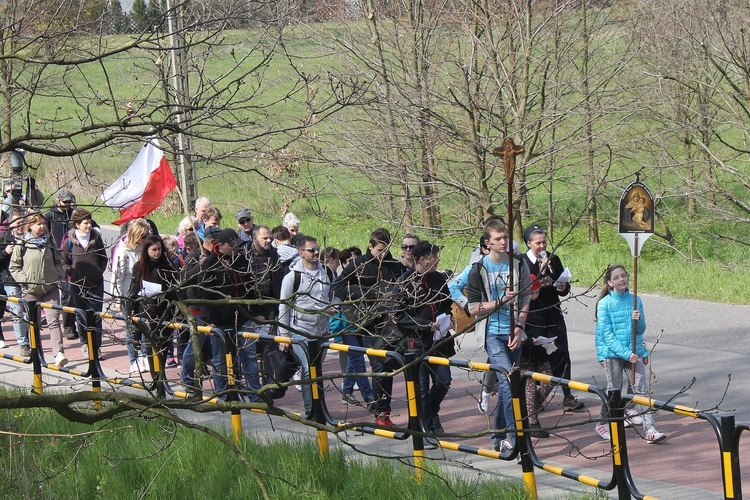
[{"left": 0, "top": 314, "right": 743, "bottom": 499}]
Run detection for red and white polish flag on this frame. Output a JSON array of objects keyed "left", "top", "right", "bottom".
[{"left": 101, "top": 138, "right": 177, "bottom": 225}]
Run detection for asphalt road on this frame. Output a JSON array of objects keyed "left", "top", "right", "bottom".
[{"left": 563, "top": 286, "right": 750, "bottom": 418}]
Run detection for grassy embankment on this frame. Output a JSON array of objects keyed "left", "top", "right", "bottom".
[
  {"left": 0, "top": 397, "right": 610, "bottom": 499},
  {"left": 24, "top": 28, "right": 750, "bottom": 304}
]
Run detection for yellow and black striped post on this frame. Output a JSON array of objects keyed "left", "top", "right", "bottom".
[
  {"left": 403, "top": 351, "right": 425, "bottom": 483},
  {"left": 512, "top": 369, "right": 538, "bottom": 499},
  {"left": 606, "top": 391, "right": 633, "bottom": 499},
  {"left": 720, "top": 414, "right": 738, "bottom": 499},
  {"left": 84, "top": 322, "right": 102, "bottom": 410},
  {"left": 222, "top": 327, "right": 243, "bottom": 443},
  {"left": 28, "top": 302, "right": 43, "bottom": 394},
  {"left": 308, "top": 339, "right": 329, "bottom": 459}
]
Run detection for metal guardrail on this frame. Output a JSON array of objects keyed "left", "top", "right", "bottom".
[{"left": 0, "top": 295, "right": 744, "bottom": 499}]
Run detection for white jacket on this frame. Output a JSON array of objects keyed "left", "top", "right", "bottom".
[{"left": 278, "top": 259, "right": 334, "bottom": 338}]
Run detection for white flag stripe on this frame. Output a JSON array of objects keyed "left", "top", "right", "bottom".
[{"left": 101, "top": 139, "right": 165, "bottom": 209}]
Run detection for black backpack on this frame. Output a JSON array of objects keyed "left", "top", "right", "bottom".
[{"left": 260, "top": 347, "right": 301, "bottom": 399}]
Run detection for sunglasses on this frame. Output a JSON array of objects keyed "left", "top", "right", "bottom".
[
  {"left": 401, "top": 244, "right": 416, "bottom": 250},
  {"left": 239, "top": 218, "right": 252, "bottom": 224},
  {"left": 304, "top": 247, "right": 320, "bottom": 253},
  {"left": 186, "top": 227, "right": 195, "bottom": 232}
]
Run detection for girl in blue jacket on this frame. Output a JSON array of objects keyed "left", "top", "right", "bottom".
[{"left": 594, "top": 264, "right": 666, "bottom": 443}]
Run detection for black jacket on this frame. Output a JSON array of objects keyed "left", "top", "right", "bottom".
[
  {"left": 332, "top": 251, "right": 407, "bottom": 332},
  {"left": 395, "top": 268, "right": 454, "bottom": 357},
  {"left": 127, "top": 259, "right": 179, "bottom": 324},
  {"left": 195, "top": 249, "right": 248, "bottom": 328},
  {"left": 61, "top": 228, "right": 108, "bottom": 288},
  {"left": 521, "top": 252, "right": 569, "bottom": 333}
]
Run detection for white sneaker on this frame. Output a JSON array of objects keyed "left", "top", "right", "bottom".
[
  {"left": 137, "top": 357, "right": 149, "bottom": 373},
  {"left": 0, "top": 340, "right": 6, "bottom": 349},
  {"left": 81, "top": 344, "right": 89, "bottom": 358},
  {"left": 595, "top": 422, "right": 610, "bottom": 440},
  {"left": 493, "top": 439, "right": 514, "bottom": 455},
  {"left": 54, "top": 352, "right": 68, "bottom": 367},
  {"left": 624, "top": 407, "right": 643, "bottom": 428},
  {"left": 130, "top": 361, "right": 139, "bottom": 375},
  {"left": 646, "top": 427, "right": 666, "bottom": 444},
  {"left": 477, "top": 391, "right": 491, "bottom": 413},
  {"left": 292, "top": 369, "right": 301, "bottom": 391}
]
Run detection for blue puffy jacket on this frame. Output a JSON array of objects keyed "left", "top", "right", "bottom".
[{"left": 595, "top": 289, "right": 648, "bottom": 362}]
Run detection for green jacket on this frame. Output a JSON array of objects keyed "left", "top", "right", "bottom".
[{"left": 9, "top": 234, "right": 64, "bottom": 297}]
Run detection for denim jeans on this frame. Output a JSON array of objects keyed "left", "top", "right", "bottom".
[
  {"left": 71, "top": 283, "right": 103, "bottom": 350},
  {"left": 341, "top": 334, "right": 373, "bottom": 400},
  {"left": 485, "top": 334, "right": 520, "bottom": 445},
  {"left": 598, "top": 357, "right": 654, "bottom": 431},
  {"left": 181, "top": 327, "right": 228, "bottom": 400},
  {"left": 3, "top": 284, "right": 28, "bottom": 347},
  {"left": 237, "top": 320, "right": 263, "bottom": 401},
  {"left": 126, "top": 324, "right": 148, "bottom": 363},
  {"left": 292, "top": 337, "right": 312, "bottom": 415},
  {"left": 419, "top": 361, "right": 451, "bottom": 432}
]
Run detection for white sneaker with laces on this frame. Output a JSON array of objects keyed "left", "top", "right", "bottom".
[
  {"left": 54, "top": 352, "right": 68, "bottom": 367},
  {"left": 624, "top": 407, "right": 643, "bottom": 428},
  {"left": 130, "top": 361, "right": 139, "bottom": 375},
  {"left": 646, "top": 427, "right": 666, "bottom": 444},
  {"left": 0, "top": 340, "right": 6, "bottom": 349},
  {"left": 137, "top": 357, "right": 149, "bottom": 373},
  {"left": 595, "top": 422, "right": 610, "bottom": 440},
  {"left": 493, "top": 439, "right": 514, "bottom": 455},
  {"left": 292, "top": 369, "right": 302, "bottom": 391},
  {"left": 477, "top": 391, "right": 491, "bottom": 413}
]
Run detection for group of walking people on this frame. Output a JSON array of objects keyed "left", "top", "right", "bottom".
[{"left": 0, "top": 189, "right": 666, "bottom": 448}]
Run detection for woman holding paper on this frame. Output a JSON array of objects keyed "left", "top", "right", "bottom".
[
  {"left": 520, "top": 275, "right": 556, "bottom": 437},
  {"left": 521, "top": 223, "right": 584, "bottom": 412},
  {"left": 111, "top": 218, "right": 151, "bottom": 374},
  {"left": 126, "top": 235, "right": 178, "bottom": 378}
]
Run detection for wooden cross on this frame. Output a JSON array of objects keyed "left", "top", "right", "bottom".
[{"left": 492, "top": 137, "right": 525, "bottom": 183}]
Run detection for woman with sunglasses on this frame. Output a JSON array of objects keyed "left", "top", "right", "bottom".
[{"left": 397, "top": 233, "right": 420, "bottom": 269}]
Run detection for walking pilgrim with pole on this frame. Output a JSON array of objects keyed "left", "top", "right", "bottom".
[{"left": 617, "top": 174, "right": 655, "bottom": 385}]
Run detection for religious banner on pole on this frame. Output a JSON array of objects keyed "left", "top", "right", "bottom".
[
  {"left": 618, "top": 178, "right": 654, "bottom": 257},
  {"left": 618, "top": 175, "right": 654, "bottom": 384}
]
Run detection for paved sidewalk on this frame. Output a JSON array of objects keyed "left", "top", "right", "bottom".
[{"left": 0, "top": 287, "right": 748, "bottom": 499}]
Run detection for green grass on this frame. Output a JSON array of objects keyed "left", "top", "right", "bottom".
[{"left": 0, "top": 402, "right": 550, "bottom": 500}]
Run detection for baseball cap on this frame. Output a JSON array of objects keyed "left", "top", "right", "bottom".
[
  {"left": 218, "top": 228, "right": 239, "bottom": 245},
  {"left": 412, "top": 240, "right": 442, "bottom": 259},
  {"left": 203, "top": 225, "right": 222, "bottom": 241},
  {"left": 57, "top": 188, "right": 75, "bottom": 202},
  {"left": 235, "top": 208, "right": 253, "bottom": 222}
]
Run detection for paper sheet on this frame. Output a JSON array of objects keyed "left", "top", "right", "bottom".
[
  {"left": 553, "top": 268, "right": 572, "bottom": 287},
  {"left": 140, "top": 280, "right": 162, "bottom": 298},
  {"left": 533, "top": 335, "right": 557, "bottom": 345},
  {"left": 433, "top": 313, "right": 453, "bottom": 341}
]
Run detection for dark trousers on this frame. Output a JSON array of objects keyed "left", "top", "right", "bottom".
[{"left": 363, "top": 335, "right": 398, "bottom": 414}]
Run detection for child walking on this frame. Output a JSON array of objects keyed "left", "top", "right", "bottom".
[{"left": 594, "top": 264, "right": 666, "bottom": 443}]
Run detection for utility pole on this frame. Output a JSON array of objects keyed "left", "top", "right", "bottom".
[{"left": 166, "top": 0, "right": 196, "bottom": 215}]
